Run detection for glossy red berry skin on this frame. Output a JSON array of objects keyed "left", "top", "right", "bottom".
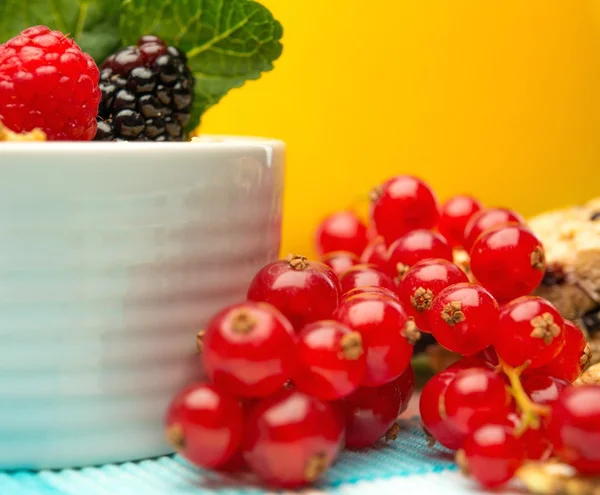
[
  {"left": 419, "top": 369, "right": 464, "bottom": 450},
  {"left": 342, "top": 285, "right": 400, "bottom": 303},
  {"left": 370, "top": 176, "right": 440, "bottom": 245},
  {"left": 463, "top": 208, "right": 526, "bottom": 251},
  {"left": 463, "top": 424, "right": 525, "bottom": 488},
  {"left": 521, "top": 374, "right": 570, "bottom": 407},
  {"left": 203, "top": 302, "right": 297, "bottom": 397},
  {"left": 547, "top": 386, "right": 600, "bottom": 474},
  {"left": 165, "top": 383, "right": 243, "bottom": 469},
  {"left": 470, "top": 225, "right": 546, "bottom": 302},
  {"left": 315, "top": 211, "right": 369, "bottom": 256},
  {"left": 521, "top": 426, "right": 553, "bottom": 461},
  {"left": 474, "top": 346, "right": 500, "bottom": 366},
  {"left": 247, "top": 256, "right": 341, "bottom": 330},
  {"left": 334, "top": 294, "right": 417, "bottom": 387},
  {"left": 339, "top": 264, "right": 397, "bottom": 294},
  {"left": 396, "top": 259, "right": 469, "bottom": 332},
  {"left": 0, "top": 26, "right": 101, "bottom": 140},
  {"left": 443, "top": 369, "right": 511, "bottom": 441},
  {"left": 537, "top": 321, "right": 589, "bottom": 382},
  {"left": 243, "top": 390, "right": 344, "bottom": 487},
  {"left": 343, "top": 378, "right": 403, "bottom": 449},
  {"left": 446, "top": 355, "right": 496, "bottom": 372},
  {"left": 427, "top": 283, "right": 500, "bottom": 355},
  {"left": 385, "top": 230, "right": 453, "bottom": 279},
  {"left": 397, "top": 366, "right": 416, "bottom": 414},
  {"left": 439, "top": 195, "right": 483, "bottom": 247},
  {"left": 293, "top": 320, "right": 367, "bottom": 401},
  {"left": 505, "top": 412, "right": 553, "bottom": 460},
  {"left": 495, "top": 296, "right": 565, "bottom": 369},
  {"left": 321, "top": 251, "right": 360, "bottom": 276},
  {"left": 360, "top": 235, "right": 388, "bottom": 269}
]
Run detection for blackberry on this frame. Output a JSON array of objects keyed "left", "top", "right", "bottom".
[{"left": 94, "top": 35, "right": 195, "bottom": 141}]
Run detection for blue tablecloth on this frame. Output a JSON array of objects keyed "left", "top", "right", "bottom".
[{"left": 0, "top": 417, "right": 460, "bottom": 494}]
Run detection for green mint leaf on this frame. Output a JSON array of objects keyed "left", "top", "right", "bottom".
[
  {"left": 0, "top": 0, "right": 122, "bottom": 64},
  {"left": 120, "top": 0, "right": 283, "bottom": 128}
]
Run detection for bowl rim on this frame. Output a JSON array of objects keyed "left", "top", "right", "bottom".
[{"left": 0, "top": 135, "right": 285, "bottom": 154}]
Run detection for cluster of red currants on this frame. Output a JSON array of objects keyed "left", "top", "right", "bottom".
[{"left": 164, "top": 175, "right": 599, "bottom": 489}]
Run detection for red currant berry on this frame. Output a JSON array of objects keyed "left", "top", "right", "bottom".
[
  {"left": 495, "top": 296, "right": 565, "bottom": 369},
  {"left": 315, "top": 211, "right": 368, "bottom": 256},
  {"left": 523, "top": 427, "right": 553, "bottom": 461},
  {"left": 547, "top": 386, "right": 600, "bottom": 474},
  {"left": 397, "top": 366, "right": 416, "bottom": 414},
  {"left": 293, "top": 320, "right": 367, "bottom": 401},
  {"left": 396, "top": 259, "right": 469, "bottom": 332},
  {"left": 521, "top": 373, "right": 570, "bottom": 406},
  {"left": 427, "top": 283, "right": 500, "bottom": 355},
  {"left": 334, "top": 295, "right": 419, "bottom": 386},
  {"left": 445, "top": 355, "right": 496, "bottom": 372},
  {"left": 370, "top": 176, "right": 440, "bottom": 245},
  {"left": 360, "top": 235, "right": 388, "bottom": 269},
  {"left": 443, "top": 369, "right": 511, "bottom": 440},
  {"left": 342, "top": 285, "right": 400, "bottom": 303},
  {"left": 470, "top": 225, "right": 546, "bottom": 302},
  {"left": 321, "top": 250, "right": 360, "bottom": 276},
  {"left": 243, "top": 390, "right": 344, "bottom": 487},
  {"left": 472, "top": 346, "right": 500, "bottom": 366},
  {"left": 537, "top": 321, "right": 590, "bottom": 382},
  {"left": 419, "top": 369, "right": 464, "bottom": 450},
  {"left": 505, "top": 411, "right": 553, "bottom": 460},
  {"left": 247, "top": 255, "right": 340, "bottom": 329},
  {"left": 165, "top": 383, "right": 243, "bottom": 469},
  {"left": 339, "top": 264, "right": 396, "bottom": 294},
  {"left": 343, "top": 378, "right": 403, "bottom": 449},
  {"left": 461, "top": 424, "right": 525, "bottom": 488},
  {"left": 439, "top": 195, "right": 483, "bottom": 247},
  {"left": 203, "top": 302, "right": 296, "bottom": 397},
  {"left": 385, "top": 230, "right": 453, "bottom": 279},
  {"left": 463, "top": 208, "right": 526, "bottom": 251}
]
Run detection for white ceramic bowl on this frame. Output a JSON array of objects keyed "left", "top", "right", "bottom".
[{"left": 0, "top": 137, "right": 285, "bottom": 470}]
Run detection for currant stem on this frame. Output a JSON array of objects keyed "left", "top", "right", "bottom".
[{"left": 499, "top": 358, "right": 550, "bottom": 436}]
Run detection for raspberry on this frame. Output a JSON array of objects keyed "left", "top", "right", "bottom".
[
  {"left": 95, "top": 35, "right": 194, "bottom": 141},
  {"left": 0, "top": 26, "right": 100, "bottom": 140}
]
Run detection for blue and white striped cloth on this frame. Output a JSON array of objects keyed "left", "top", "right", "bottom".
[{"left": 0, "top": 417, "right": 522, "bottom": 494}]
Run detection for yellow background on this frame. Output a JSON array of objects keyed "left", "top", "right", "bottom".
[{"left": 201, "top": 1, "right": 600, "bottom": 258}]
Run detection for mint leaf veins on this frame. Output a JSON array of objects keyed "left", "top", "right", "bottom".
[
  {"left": 0, "top": 0, "right": 122, "bottom": 63},
  {"left": 0, "top": 0, "right": 283, "bottom": 129}
]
